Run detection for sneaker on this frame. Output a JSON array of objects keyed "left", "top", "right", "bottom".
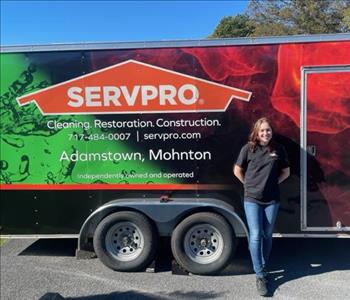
[{"left": 256, "top": 277, "right": 268, "bottom": 296}]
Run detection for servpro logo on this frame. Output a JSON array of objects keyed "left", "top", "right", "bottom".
[
  {"left": 17, "top": 60, "right": 252, "bottom": 115},
  {"left": 67, "top": 84, "right": 199, "bottom": 108}
]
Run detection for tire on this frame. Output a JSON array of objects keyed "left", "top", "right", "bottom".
[
  {"left": 171, "top": 212, "right": 236, "bottom": 275},
  {"left": 93, "top": 211, "right": 158, "bottom": 272}
]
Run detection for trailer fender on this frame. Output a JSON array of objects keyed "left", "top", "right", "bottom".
[{"left": 77, "top": 198, "right": 248, "bottom": 256}]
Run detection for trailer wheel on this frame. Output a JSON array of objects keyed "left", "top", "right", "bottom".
[
  {"left": 171, "top": 212, "right": 236, "bottom": 275},
  {"left": 93, "top": 211, "right": 158, "bottom": 272}
]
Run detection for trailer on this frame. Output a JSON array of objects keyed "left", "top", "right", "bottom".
[{"left": 1, "top": 33, "right": 350, "bottom": 275}]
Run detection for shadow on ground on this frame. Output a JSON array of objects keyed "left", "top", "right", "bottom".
[
  {"left": 266, "top": 238, "right": 350, "bottom": 297},
  {"left": 39, "top": 290, "right": 224, "bottom": 300},
  {"left": 19, "top": 238, "right": 77, "bottom": 257}
]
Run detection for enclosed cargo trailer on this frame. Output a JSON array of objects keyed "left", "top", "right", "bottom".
[{"left": 1, "top": 33, "right": 350, "bottom": 274}]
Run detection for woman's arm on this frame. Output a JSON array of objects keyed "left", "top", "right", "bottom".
[
  {"left": 233, "top": 165, "right": 245, "bottom": 184},
  {"left": 278, "top": 167, "right": 290, "bottom": 184}
]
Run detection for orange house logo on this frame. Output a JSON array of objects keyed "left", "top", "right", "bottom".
[{"left": 17, "top": 60, "right": 252, "bottom": 115}]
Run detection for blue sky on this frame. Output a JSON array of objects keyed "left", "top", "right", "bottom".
[{"left": 1, "top": 0, "right": 248, "bottom": 45}]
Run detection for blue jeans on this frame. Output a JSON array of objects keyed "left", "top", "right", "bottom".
[{"left": 244, "top": 201, "right": 280, "bottom": 278}]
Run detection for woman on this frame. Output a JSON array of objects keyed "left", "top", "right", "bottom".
[{"left": 234, "top": 117, "right": 290, "bottom": 296}]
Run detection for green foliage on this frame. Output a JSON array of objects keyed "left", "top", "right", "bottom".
[
  {"left": 211, "top": 0, "right": 350, "bottom": 38},
  {"left": 343, "top": 6, "right": 350, "bottom": 30},
  {"left": 209, "top": 14, "right": 255, "bottom": 38}
]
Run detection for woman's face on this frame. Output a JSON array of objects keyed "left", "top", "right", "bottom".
[{"left": 258, "top": 121, "right": 272, "bottom": 145}]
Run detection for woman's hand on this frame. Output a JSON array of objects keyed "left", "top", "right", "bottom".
[{"left": 233, "top": 165, "right": 245, "bottom": 184}]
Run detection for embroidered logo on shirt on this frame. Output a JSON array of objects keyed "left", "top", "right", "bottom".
[{"left": 270, "top": 152, "right": 278, "bottom": 157}]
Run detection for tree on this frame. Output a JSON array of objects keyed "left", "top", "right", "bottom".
[
  {"left": 209, "top": 14, "right": 255, "bottom": 38},
  {"left": 210, "top": 0, "right": 350, "bottom": 38},
  {"left": 248, "top": 0, "right": 349, "bottom": 36},
  {"left": 343, "top": 6, "right": 350, "bottom": 30}
]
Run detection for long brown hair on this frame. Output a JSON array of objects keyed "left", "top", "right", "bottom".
[{"left": 248, "top": 117, "right": 275, "bottom": 152}]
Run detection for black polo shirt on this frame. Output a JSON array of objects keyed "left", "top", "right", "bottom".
[{"left": 235, "top": 142, "right": 289, "bottom": 204}]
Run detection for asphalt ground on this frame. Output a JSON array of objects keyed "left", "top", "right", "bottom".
[{"left": 1, "top": 237, "right": 350, "bottom": 300}]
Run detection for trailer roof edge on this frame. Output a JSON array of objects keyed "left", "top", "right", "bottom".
[{"left": 1, "top": 33, "right": 350, "bottom": 53}]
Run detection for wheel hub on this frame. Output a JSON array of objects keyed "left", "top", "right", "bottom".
[
  {"left": 105, "top": 221, "right": 144, "bottom": 262},
  {"left": 184, "top": 224, "right": 224, "bottom": 264},
  {"left": 121, "top": 235, "right": 133, "bottom": 246},
  {"left": 199, "top": 238, "right": 210, "bottom": 248}
]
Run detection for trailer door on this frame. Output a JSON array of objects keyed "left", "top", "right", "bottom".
[{"left": 301, "top": 65, "right": 350, "bottom": 232}]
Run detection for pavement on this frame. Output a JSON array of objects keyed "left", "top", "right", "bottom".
[{"left": 1, "top": 237, "right": 350, "bottom": 300}]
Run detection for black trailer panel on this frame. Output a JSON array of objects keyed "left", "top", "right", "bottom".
[{"left": 1, "top": 34, "right": 350, "bottom": 237}]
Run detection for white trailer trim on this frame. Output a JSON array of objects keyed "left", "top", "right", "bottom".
[
  {"left": 0, "top": 234, "right": 79, "bottom": 239},
  {"left": 1, "top": 33, "right": 350, "bottom": 53},
  {"left": 300, "top": 65, "right": 350, "bottom": 232}
]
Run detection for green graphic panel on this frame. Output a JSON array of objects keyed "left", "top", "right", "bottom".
[{"left": 0, "top": 53, "right": 175, "bottom": 185}]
